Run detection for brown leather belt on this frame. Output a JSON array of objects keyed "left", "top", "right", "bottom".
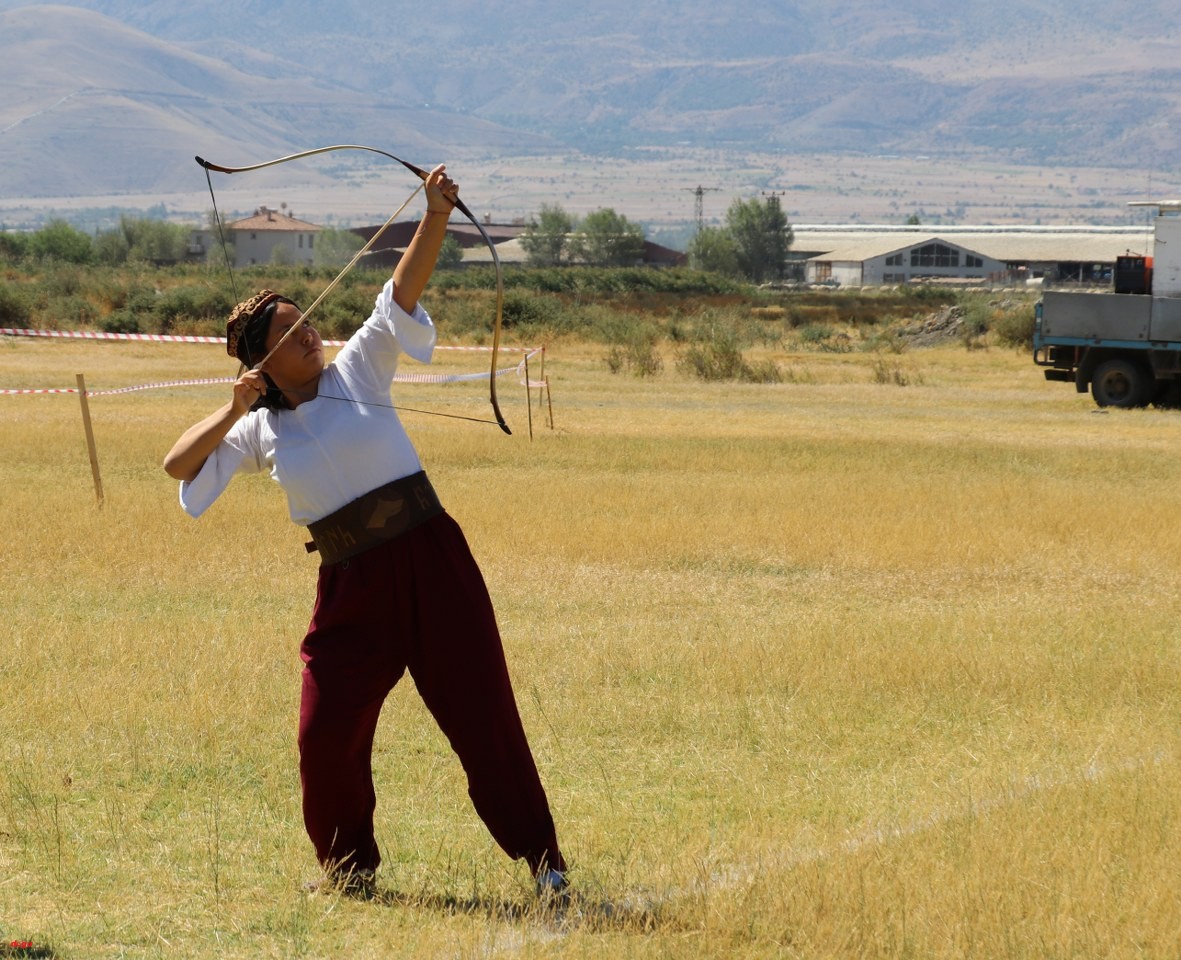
[{"left": 305, "top": 471, "right": 443, "bottom": 566}]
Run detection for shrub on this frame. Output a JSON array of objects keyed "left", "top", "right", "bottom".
[
  {"left": 433, "top": 266, "right": 743, "bottom": 298},
  {"left": 676, "top": 330, "right": 780, "bottom": 383},
  {"left": 958, "top": 299, "right": 991, "bottom": 345},
  {"left": 0, "top": 232, "right": 30, "bottom": 261},
  {"left": 428, "top": 289, "right": 498, "bottom": 341},
  {"left": 605, "top": 338, "right": 664, "bottom": 377},
  {"left": 101, "top": 310, "right": 141, "bottom": 334},
  {"left": 313, "top": 285, "right": 377, "bottom": 339},
  {"left": 991, "top": 304, "right": 1037, "bottom": 348},
  {"left": 678, "top": 337, "right": 747, "bottom": 380},
  {"left": 798, "top": 322, "right": 835, "bottom": 346},
  {"left": 0, "top": 282, "right": 31, "bottom": 326},
  {"left": 148, "top": 286, "right": 233, "bottom": 333},
  {"left": 861, "top": 329, "right": 908, "bottom": 354},
  {"left": 501, "top": 288, "right": 555, "bottom": 329},
  {"left": 29, "top": 220, "right": 93, "bottom": 263},
  {"left": 55, "top": 294, "right": 98, "bottom": 327},
  {"left": 125, "top": 286, "right": 158, "bottom": 318},
  {"left": 870, "top": 352, "right": 922, "bottom": 386},
  {"left": 743, "top": 359, "right": 783, "bottom": 383},
  {"left": 41, "top": 263, "right": 85, "bottom": 297}
]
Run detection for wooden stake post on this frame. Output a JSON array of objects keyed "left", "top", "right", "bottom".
[
  {"left": 523, "top": 347, "right": 554, "bottom": 434},
  {"left": 76, "top": 374, "right": 104, "bottom": 507},
  {"left": 524, "top": 352, "right": 534, "bottom": 440}
]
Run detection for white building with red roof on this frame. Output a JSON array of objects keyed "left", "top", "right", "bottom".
[{"left": 195, "top": 205, "right": 322, "bottom": 268}]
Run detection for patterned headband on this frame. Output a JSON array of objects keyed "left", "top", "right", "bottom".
[{"left": 226, "top": 289, "right": 282, "bottom": 361}]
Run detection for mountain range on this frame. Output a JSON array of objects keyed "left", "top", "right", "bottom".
[{"left": 2, "top": 1, "right": 1180, "bottom": 211}]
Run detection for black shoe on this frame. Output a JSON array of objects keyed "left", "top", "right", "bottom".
[{"left": 535, "top": 867, "right": 569, "bottom": 900}]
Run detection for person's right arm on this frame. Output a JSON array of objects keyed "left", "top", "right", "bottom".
[
  {"left": 391, "top": 164, "right": 458, "bottom": 313},
  {"left": 162, "top": 369, "right": 267, "bottom": 482}
]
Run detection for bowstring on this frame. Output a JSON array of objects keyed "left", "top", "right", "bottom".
[
  {"left": 204, "top": 166, "right": 239, "bottom": 303},
  {"left": 314, "top": 392, "right": 505, "bottom": 427},
  {"left": 255, "top": 182, "right": 423, "bottom": 367}
]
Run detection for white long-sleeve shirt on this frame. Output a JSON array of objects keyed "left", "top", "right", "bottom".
[{"left": 180, "top": 279, "right": 436, "bottom": 524}]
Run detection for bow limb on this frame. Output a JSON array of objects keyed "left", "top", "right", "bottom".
[
  {"left": 196, "top": 144, "right": 510, "bottom": 434},
  {"left": 196, "top": 143, "right": 430, "bottom": 180},
  {"left": 467, "top": 216, "right": 509, "bottom": 434}
]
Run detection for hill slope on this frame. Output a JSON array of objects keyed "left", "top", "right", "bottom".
[
  {"left": 0, "top": 5, "right": 556, "bottom": 197},
  {"left": 1, "top": 1, "right": 1181, "bottom": 201}
]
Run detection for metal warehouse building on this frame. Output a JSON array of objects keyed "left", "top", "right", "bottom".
[{"left": 792, "top": 225, "right": 1154, "bottom": 287}]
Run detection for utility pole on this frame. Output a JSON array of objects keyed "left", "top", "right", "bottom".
[{"left": 684, "top": 185, "right": 721, "bottom": 234}]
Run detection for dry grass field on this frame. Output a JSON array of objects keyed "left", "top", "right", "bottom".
[{"left": 1, "top": 330, "right": 1179, "bottom": 958}]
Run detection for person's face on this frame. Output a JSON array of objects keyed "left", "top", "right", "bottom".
[{"left": 261, "top": 301, "right": 323, "bottom": 385}]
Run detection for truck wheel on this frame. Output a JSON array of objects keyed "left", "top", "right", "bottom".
[{"left": 1091, "top": 359, "right": 1151, "bottom": 408}]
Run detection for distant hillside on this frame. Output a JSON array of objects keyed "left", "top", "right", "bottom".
[
  {"left": 0, "top": 5, "right": 556, "bottom": 197},
  {"left": 2, "top": 0, "right": 1181, "bottom": 201}
]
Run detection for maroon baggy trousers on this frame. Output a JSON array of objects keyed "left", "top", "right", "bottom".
[{"left": 297, "top": 511, "right": 565, "bottom": 877}]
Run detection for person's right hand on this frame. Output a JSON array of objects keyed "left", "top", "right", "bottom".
[
  {"left": 424, "top": 163, "right": 459, "bottom": 214},
  {"left": 231, "top": 368, "right": 268, "bottom": 416}
]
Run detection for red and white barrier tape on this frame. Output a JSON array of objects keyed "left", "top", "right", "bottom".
[
  {"left": 1, "top": 378, "right": 233, "bottom": 396},
  {"left": 2, "top": 328, "right": 223, "bottom": 345},
  {"left": 0, "top": 387, "right": 79, "bottom": 395},
  {"left": 1, "top": 350, "right": 544, "bottom": 396},
  {"left": 1, "top": 327, "right": 526, "bottom": 352}
]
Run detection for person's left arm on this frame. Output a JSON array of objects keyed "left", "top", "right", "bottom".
[{"left": 392, "top": 164, "right": 459, "bottom": 313}]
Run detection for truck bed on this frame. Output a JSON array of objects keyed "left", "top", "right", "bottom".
[{"left": 1040, "top": 290, "right": 1181, "bottom": 342}]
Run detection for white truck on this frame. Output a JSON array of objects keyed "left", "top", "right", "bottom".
[{"left": 1034, "top": 202, "right": 1181, "bottom": 407}]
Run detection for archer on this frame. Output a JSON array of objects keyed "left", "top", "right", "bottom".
[{"left": 163, "top": 164, "right": 568, "bottom": 899}]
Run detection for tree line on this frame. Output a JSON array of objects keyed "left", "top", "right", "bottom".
[
  {"left": 3, "top": 193, "right": 795, "bottom": 282},
  {"left": 688, "top": 195, "right": 793, "bottom": 283},
  {"left": 520, "top": 196, "right": 793, "bottom": 283},
  {"left": 0, "top": 217, "right": 373, "bottom": 269}
]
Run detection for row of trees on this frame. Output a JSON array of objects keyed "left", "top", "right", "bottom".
[
  {"left": 0, "top": 217, "right": 192, "bottom": 265},
  {"left": 4, "top": 194, "right": 795, "bottom": 282},
  {"left": 688, "top": 196, "right": 793, "bottom": 283},
  {"left": 519, "top": 197, "right": 793, "bottom": 283},
  {"left": 520, "top": 205, "right": 647, "bottom": 267},
  {"left": 0, "top": 217, "right": 388, "bottom": 270}
]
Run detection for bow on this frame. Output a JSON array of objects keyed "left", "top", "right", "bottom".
[{"left": 195, "top": 144, "right": 510, "bottom": 434}]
